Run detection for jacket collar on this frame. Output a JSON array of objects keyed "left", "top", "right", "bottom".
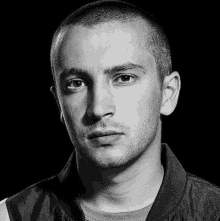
[
  {"left": 147, "top": 143, "right": 186, "bottom": 219},
  {"left": 56, "top": 143, "right": 187, "bottom": 220}
]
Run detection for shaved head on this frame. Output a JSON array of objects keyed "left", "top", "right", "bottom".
[{"left": 50, "top": 0, "right": 172, "bottom": 89}]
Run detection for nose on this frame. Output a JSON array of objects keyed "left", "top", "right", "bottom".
[{"left": 87, "top": 81, "right": 115, "bottom": 120}]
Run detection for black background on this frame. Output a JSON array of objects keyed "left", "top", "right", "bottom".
[{"left": 1, "top": 1, "right": 220, "bottom": 200}]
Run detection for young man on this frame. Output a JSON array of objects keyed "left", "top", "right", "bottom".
[{"left": 1, "top": 0, "right": 220, "bottom": 220}]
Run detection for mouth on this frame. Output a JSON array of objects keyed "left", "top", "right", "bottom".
[
  {"left": 87, "top": 130, "right": 123, "bottom": 144},
  {"left": 87, "top": 131, "right": 123, "bottom": 139}
]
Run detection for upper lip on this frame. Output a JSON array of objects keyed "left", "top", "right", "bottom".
[{"left": 87, "top": 130, "right": 123, "bottom": 139}]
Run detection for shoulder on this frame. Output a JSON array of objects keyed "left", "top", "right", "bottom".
[
  {"left": 177, "top": 172, "right": 220, "bottom": 219},
  {"left": 6, "top": 175, "right": 59, "bottom": 207},
  {"left": 186, "top": 173, "right": 220, "bottom": 201},
  {"left": 0, "top": 198, "right": 10, "bottom": 221},
  {"left": 3, "top": 175, "right": 61, "bottom": 221},
  {"left": 3, "top": 175, "right": 84, "bottom": 220}
]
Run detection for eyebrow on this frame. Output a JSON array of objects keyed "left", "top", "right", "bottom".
[
  {"left": 59, "top": 62, "right": 146, "bottom": 81},
  {"left": 105, "top": 62, "right": 146, "bottom": 74}
]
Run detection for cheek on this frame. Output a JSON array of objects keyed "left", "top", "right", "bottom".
[
  {"left": 115, "top": 85, "right": 161, "bottom": 128},
  {"left": 62, "top": 97, "right": 84, "bottom": 125}
]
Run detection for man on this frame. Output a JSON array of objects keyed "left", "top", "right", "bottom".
[{"left": 1, "top": 0, "right": 220, "bottom": 220}]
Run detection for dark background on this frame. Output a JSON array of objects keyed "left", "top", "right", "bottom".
[{"left": 1, "top": 1, "right": 219, "bottom": 200}]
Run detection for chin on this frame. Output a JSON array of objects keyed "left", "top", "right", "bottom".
[
  {"left": 91, "top": 147, "right": 134, "bottom": 170},
  {"left": 95, "top": 146, "right": 124, "bottom": 160}
]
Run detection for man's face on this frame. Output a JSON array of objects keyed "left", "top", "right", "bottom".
[{"left": 55, "top": 19, "right": 163, "bottom": 169}]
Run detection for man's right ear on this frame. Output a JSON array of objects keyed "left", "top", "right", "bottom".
[{"left": 50, "top": 86, "right": 65, "bottom": 124}]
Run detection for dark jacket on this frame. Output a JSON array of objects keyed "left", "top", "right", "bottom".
[{"left": 3, "top": 144, "right": 220, "bottom": 220}]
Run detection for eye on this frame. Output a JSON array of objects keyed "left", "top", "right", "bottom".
[
  {"left": 65, "top": 79, "right": 86, "bottom": 91},
  {"left": 114, "top": 74, "right": 136, "bottom": 84}
]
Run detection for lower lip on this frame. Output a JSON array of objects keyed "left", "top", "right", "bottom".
[{"left": 89, "top": 134, "right": 122, "bottom": 144}]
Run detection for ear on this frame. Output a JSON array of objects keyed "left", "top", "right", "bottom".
[
  {"left": 160, "top": 71, "right": 181, "bottom": 116},
  {"left": 50, "top": 86, "right": 65, "bottom": 124}
]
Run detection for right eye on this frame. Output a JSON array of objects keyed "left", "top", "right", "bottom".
[{"left": 65, "top": 79, "right": 87, "bottom": 91}]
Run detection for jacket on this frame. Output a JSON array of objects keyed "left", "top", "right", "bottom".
[{"left": 1, "top": 143, "right": 220, "bottom": 220}]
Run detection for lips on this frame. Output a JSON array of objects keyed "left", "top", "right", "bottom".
[
  {"left": 87, "top": 130, "right": 123, "bottom": 145},
  {"left": 87, "top": 130, "right": 123, "bottom": 139}
]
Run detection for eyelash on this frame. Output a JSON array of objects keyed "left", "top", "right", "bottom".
[{"left": 64, "top": 74, "right": 136, "bottom": 91}]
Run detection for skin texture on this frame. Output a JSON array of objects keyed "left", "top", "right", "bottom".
[{"left": 52, "top": 18, "right": 181, "bottom": 212}]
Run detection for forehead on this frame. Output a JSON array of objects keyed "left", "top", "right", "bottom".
[{"left": 57, "top": 19, "right": 155, "bottom": 74}]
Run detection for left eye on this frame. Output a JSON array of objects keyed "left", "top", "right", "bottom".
[
  {"left": 65, "top": 79, "right": 87, "bottom": 91},
  {"left": 114, "top": 75, "right": 136, "bottom": 83}
]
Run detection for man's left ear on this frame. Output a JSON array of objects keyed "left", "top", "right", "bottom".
[
  {"left": 50, "top": 86, "right": 65, "bottom": 124},
  {"left": 160, "top": 71, "right": 181, "bottom": 116}
]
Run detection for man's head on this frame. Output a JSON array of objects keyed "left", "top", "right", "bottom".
[
  {"left": 51, "top": 0, "right": 172, "bottom": 89},
  {"left": 50, "top": 0, "right": 180, "bottom": 170}
]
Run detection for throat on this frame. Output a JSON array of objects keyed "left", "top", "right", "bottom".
[{"left": 79, "top": 165, "right": 164, "bottom": 213}]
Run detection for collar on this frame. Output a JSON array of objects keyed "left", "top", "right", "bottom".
[
  {"left": 147, "top": 143, "right": 186, "bottom": 219},
  {"left": 55, "top": 143, "right": 187, "bottom": 220}
]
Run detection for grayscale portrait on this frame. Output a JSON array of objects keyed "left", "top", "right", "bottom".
[{"left": 1, "top": 0, "right": 219, "bottom": 220}]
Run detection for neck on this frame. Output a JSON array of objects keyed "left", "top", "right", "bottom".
[{"left": 76, "top": 122, "right": 164, "bottom": 212}]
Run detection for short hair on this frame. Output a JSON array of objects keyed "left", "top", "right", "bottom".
[{"left": 50, "top": 0, "right": 172, "bottom": 89}]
